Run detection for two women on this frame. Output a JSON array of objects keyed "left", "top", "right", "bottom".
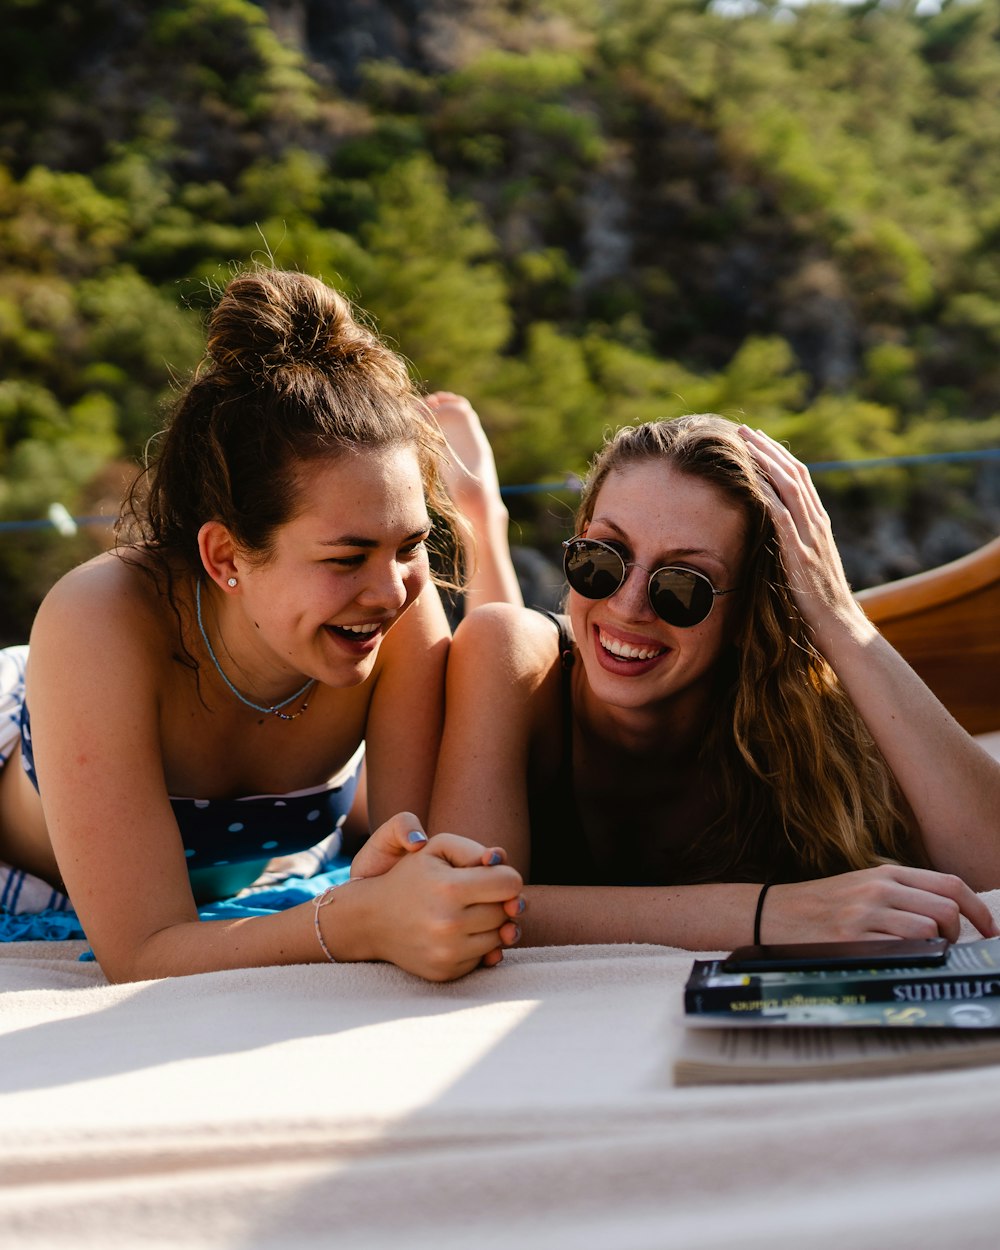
[
  {"left": 431, "top": 416, "right": 1000, "bottom": 948},
  {"left": 4, "top": 264, "right": 996, "bottom": 979},
  {"left": 0, "top": 268, "right": 523, "bottom": 983}
]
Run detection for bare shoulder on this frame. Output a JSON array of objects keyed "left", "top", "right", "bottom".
[
  {"left": 432, "top": 605, "right": 561, "bottom": 845},
  {"left": 367, "top": 582, "right": 451, "bottom": 704},
  {"left": 451, "top": 603, "right": 561, "bottom": 683},
  {"left": 36, "top": 549, "right": 161, "bottom": 617},
  {"left": 30, "top": 550, "right": 177, "bottom": 683}
]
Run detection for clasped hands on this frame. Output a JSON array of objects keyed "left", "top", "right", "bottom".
[{"left": 347, "top": 813, "right": 525, "bottom": 981}]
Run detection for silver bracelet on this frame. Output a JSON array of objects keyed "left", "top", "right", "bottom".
[{"left": 313, "top": 885, "right": 341, "bottom": 963}]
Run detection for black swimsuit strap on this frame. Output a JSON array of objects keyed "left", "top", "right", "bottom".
[{"left": 538, "top": 609, "right": 575, "bottom": 784}]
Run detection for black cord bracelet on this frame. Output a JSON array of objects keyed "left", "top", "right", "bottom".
[{"left": 753, "top": 882, "right": 772, "bottom": 945}]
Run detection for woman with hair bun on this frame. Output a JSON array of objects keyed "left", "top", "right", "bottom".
[
  {"left": 0, "top": 267, "right": 523, "bottom": 983},
  {"left": 431, "top": 416, "right": 1000, "bottom": 948}
]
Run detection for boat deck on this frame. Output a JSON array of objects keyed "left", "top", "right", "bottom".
[{"left": 858, "top": 535, "right": 1000, "bottom": 737}]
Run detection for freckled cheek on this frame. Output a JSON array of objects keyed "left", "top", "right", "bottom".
[
  {"left": 567, "top": 594, "right": 589, "bottom": 637},
  {"left": 682, "top": 618, "right": 733, "bottom": 669},
  {"left": 403, "top": 557, "right": 431, "bottom": 602}
]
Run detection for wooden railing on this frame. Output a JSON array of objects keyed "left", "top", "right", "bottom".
[{"left": 857, "top": 536, "right": 1000, "bottom": 735}]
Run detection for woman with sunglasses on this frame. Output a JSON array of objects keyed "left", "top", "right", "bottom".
[{"left": 431, "top": 415, "right": 1000, "bottom": 948}]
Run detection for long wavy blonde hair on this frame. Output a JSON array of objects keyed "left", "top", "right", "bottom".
[{"left": 576, "top": 414, "right": 920, "bottom": 883}]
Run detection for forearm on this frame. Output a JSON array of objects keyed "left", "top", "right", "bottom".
[
  {"left": 106, "top": 883, "right": 376, "bottom": 982},
  {"left": 425, "top": 391, "right": 523, "bottom": 609},
  {"left": 518, "top": 882, "right": 763, "bottom": 951},
  {"left": 821, "top": 611, "right": 1000, "bottom": 886},
  {"left": 104, "top": 840, "right": 525, "bottom": 984},
  {"left": 460, "top": 500, "right": 523, "bottom": 610},
  {"left": 519, "top": 864, "right": 998, "bottom": 948}
]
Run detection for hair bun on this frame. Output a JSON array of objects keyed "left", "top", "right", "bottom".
[{"left": 206, "top": 269, "right": 390, "bottom": 382}]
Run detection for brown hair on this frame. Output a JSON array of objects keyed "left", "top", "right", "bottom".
[
  {"left": 576, "top": 414, "right": 918, "bottom": 883},
  {"left": 118, "top": 268, "right": 459, "bottom": 621}
]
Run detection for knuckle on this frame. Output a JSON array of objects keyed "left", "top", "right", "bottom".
[
  {"left": 859, "top": 881, "right": 889, "bottom": 907},
  {"left": 437, "top": 876, "right": 466, "bottom": 905},
  {"left": 913, "top": 914, "right": 940, "bottom": 939},
  {"left": 436, "top": 914, "right": 466, "bottom": 941},
  {"left": 425, "top": 909, "right": 459, "bottom": 940},
  {"left": 428, "top": 940, "right": 463, "bottom": 977},
  {"left": 498, "top": 866, "right": 524, "bottom": 892},
  {"left": 384, "top": 812, "right": 417, "bottom": 840},
  {"left": 835, "top": 910, "right": 866, "bottom": 940}
]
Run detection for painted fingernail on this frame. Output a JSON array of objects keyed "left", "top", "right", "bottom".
[
  {"left": 508, "top": 925, "right": 521, "bottom": 944},
  {"left": 488, "top": 851, "right": 503, "bottom": 865},
  {"left": 515, "top": 897, "right": 526, "bottom": 914},
  {"left": 407, "top": 830, "right": 428, "bottom": 844}
]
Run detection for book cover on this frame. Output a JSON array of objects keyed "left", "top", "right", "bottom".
[{"left": 684, "top": 936, "right": 1000, "bottom": 1023}]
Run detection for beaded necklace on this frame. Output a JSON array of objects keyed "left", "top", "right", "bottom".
[{"left": 195, "top": 578, "right": 316, "bottom": 721}]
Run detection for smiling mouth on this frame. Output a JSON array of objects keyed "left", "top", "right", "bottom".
[
  {"left": 597, "top": 628, "right": 666, "bottom": 662},
  {"left": 326, "top": 622, "right": 382, "bottom": 642}
]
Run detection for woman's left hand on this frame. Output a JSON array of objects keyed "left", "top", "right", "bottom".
[{"left": 738, "top": 425, "right": 867, "bottom": 641}]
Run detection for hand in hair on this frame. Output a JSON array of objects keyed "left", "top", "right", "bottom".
[
  {"left": 764, "top": 863, "right": 997, "bottom": 943},
  {"left": 738, "top": 425, "right": 866, "bottom": 645}
]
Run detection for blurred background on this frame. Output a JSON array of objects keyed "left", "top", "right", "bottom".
[{"left": 3, "top": 0, "right": 1000, "bottom": 640}]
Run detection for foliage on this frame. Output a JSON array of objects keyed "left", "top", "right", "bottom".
[
  {"left": 355, "top": 156, "right": 511, "bottom": 393},
  {"left": 3, "top": 0, "right": 1000, "bottom": 630}
]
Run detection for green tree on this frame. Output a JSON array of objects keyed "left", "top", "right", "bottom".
[{"left": 354, "top": 156, "right": 511, "bottom": 394}]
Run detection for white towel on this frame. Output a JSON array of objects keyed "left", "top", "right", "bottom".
[{"left": 3, "top": 894, "right": 1000, "bottom": 1249}]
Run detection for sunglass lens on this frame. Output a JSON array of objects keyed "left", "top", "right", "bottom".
[
  {"left": 564, "top": 541, "right": 624, "bottom": 599},
  {"left": 649, "top": 569, "right": 713, "bottom": 626}
]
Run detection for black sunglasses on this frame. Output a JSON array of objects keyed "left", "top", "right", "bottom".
[{"left": 562, "top": 536, "right": 736, "bottom": 628}]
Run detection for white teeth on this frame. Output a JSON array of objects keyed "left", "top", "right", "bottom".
[
  {"left": 598, "top": 629, "right": 665, "bottom": 661},
  {"left": 340, "top": 623, "right": 379, "bottom": 635}
]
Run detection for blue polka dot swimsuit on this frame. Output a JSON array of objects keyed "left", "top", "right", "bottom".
[
  {"left": 7, "top": 649, "right": 362, "bottom": 871},
  {"left": 168, "top": 760, "right": 361, "bottom": 868}
]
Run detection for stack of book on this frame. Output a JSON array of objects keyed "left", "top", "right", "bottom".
[{"left": 676, "top": 936, "right": 1000, "bottom": 1084}]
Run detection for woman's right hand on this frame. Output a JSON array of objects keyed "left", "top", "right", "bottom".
[
  {"left": 767, "top": 864, "right": 998, "bottom": 943},
  {"left": 738, "top": 425, "right": 867, "bottom": 645},
  {"left": 336, "top": 823, "right": 525, "bottom": 981}
]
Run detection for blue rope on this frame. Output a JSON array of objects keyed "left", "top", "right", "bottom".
[
  {"left": 497, "top": 445, "right": 1000, "bottom": 492},
  {"left": 2, "top": 448, "right": 999, "bottom": 532},
  {"left": 0, "top": 514, "right": 112, "bottom": 533},
  {"left": 498, "top": 448, "right": 1000, "bottom": 495},
  {"left": 801, "top": 448, "right": 1000, "bottom": 473}
]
